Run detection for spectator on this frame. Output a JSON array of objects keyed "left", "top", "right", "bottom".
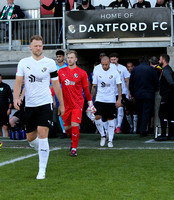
[
  {"left": 155, "top": 0, "right": 168, "bottom": 7},
  {"left": 0, "top": 0, "right": 25, "bottom": 20},
  {"left": 149, "top": 56, "right": 162, "bottom": 78},
  {"left": 0, "top": 74, "right": 13, "bottom": 137},
  {"left": 129, "top": 56, "right": 159, "bottom": 137},
  {"left": 41, "top": 0, "right": 70, "bottom": 17},
  {"left": 156, "top": 54, "right": 174, "bottom": 141},
  {"left": 41, "top": 0, "right": 70, "bottom": 44},
  {"left": 133, "top": 0, "right": 151, "bottom": 8},
  {"left": 77, "top": 0, "right": 95, "bottom": 10},
  {"left": 0, "top": 0, "right": 25, "bottom": 40},
  {"left": 108, "top": 0, "right": 129, "bottom": 8}
]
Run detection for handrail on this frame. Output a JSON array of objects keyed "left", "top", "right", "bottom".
[{"left": 0, "top": 7, "right": 173, "bottom": 50}]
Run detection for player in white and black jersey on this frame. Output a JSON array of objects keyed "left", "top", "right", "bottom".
[
  {"left": 13, "top": 35, "right": 64, "bottom": 180},
  {"left": 91, "top": 56, "right": 122, "bottom": 147},
  {"left": 109, "top": 53, "right": 130, "bottom": 134}
]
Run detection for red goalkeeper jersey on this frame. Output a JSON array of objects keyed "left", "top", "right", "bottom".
[{"left": 58, "top": 66, "right": 89, "bottom": 109}]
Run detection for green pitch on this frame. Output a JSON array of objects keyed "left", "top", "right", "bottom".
[{"left": 0, "top": 134, "right": 174, "bottom": 200}]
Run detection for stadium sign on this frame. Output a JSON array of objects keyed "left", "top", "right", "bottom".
[{"left": 65, "top": 8, "right": 171, "bottom": 39}]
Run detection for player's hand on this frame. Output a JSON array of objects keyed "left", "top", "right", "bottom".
[
  {"left": 86, "top": 101, "right": 96, "bottom": 114},
  {"left": 116, "top": 99, "right": 122, "bottom": 108},
  {"left": 58, "top": 104, "right": 65, "bottom": 117},
  {"left": 7, "top": 108, "right": 11, "bottom": 116},
  {"left": 14, "top": 98, "right": 22, "bottom": 110}
]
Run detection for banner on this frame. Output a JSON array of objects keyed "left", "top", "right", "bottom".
[{"left": 65, "top": 8, "right": 171, "bottom": 39}]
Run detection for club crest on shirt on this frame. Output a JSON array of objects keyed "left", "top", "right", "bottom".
[
  {"left": 74, "top": 73, "right": 78, "bottom": 78},
  {"left": 109, "top": 75, "right": 113, "bottom": 79},
  {"left": 41, "top": 67, "right": 47, "bottom": 72}
]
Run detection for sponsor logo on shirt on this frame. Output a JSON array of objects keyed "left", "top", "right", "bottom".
[
  {"left": 41, "top": 67, "right": 47, "bottom": 72},
  {"left": 109, "top": 75, "right": 113, "bottom": 79},
  {"left": 65, "top": 79, "right": 75, "bottom": 86},
  {"left": 101, "top": 82, "right": 110, "bottom": 87},
  {"left": 28, "top": 74, "right": 42, "bottom": 83},
  {"left": 27, "top": 67, "right": 30, "bottom": 70}
]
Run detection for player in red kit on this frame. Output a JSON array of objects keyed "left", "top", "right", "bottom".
[{"left": 58, "top": 50, "right": 96, "bottom": 157}]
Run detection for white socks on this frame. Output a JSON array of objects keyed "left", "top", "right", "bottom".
[
  {"left": 29, "top": 137, "right": 39, "bottom": 151},
  {"left": 133, "top": 114, "right": 138, "bottom": 132},
  {"left": 38, "top": 138, "right": 49, "bottom": 173},
  {"left": 108, "top": 119, "right": 115, "bottom": 142},
  {"left": 126, "top": 114, "right": 133, "bottom": 129},
  {"left": 117, "top": 107, "right": 124, "bottom": 127},
  {"left": 103, "top": 121, "right": 108, "bottom": 136},
  {"left": 95, "top": 119, "right": 105, "bottom": 137}
]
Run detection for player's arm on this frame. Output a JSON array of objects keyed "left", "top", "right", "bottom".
[
  {"left": 125, "top": 77, "right": 131, "bottom": 99},
  {"left": 116, "top": 83, "right": 122, "bottom": 108},
  {"left": 82, "top": 72, "right": 96, "bottom": 113},
  {"left": 91, "top": 84, "right": 97, "bottom": 100},
  {"left": 13, "top": 76, "right": 24, "bottom": 110},
  {"left": 52, "top": 79, "right": 65, "bottom": 117}
]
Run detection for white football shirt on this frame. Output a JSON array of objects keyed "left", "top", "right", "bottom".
[
  {"left": 114, "top": 64, "right": 130, "bottom": 95},
  {"left": 93, "top": 64, "right": 122, "bottom": 103},
  {"left": 16, "top": 56, "right": 58, "bottom": 107}
]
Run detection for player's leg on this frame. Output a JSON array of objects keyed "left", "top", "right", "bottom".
[
  {"left": 105, "top": 103, "right": 116, "bottom": 147},
  {"left": 70, "top": 109, "right": 83, "bottom": 156},
  {"left": 25, "top": 107, "right": 38, "bottom": 151},
  {"left": 37, "top": 126, "right": 49, "bottom": 179},
  {"left": 94, "top": 102, "right": 106, "bottom": 146},
  {"left": 116, "top": 95, "right": 124, "bottom": 133},
  {"left": 71, "top": 122, "right": 79, "bottom": 157},
  {"left": 36, "top": 104, "right": 54, "bottom": 179},
  {"left": 9, "top": 116, "right": 20, "bottom": 127},
  {"left": 102, "top": 118, "right": 108, "bottom": 140},
  {"left": 27, "top": 130, "right": 38, "bottom": 151},
  {"left": 2, "top": 125, "right": 8, "bottom": 137}
]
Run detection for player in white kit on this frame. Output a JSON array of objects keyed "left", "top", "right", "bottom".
[
  {"left": 13, "top": 35, "right": 64, "bottom": 179},
  {"left": 91, "top": 56, "right": 122, "bottom": 147},
  {"left": 109, "top": 53, "right": 130, "bottom": 134}
]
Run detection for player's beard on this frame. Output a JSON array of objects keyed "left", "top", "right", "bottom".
[{"left": 33, "top": 50, "right": 42, "bottom": 58}]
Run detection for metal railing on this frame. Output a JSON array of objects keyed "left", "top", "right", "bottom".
[
  {"left": 0, "top": 17, "right": 64, "bottom": 50},
  {"left": 0, "top": 5, "right": 174, "bottom": 51}
]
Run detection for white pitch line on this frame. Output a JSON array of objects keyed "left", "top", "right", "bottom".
[
  {"left": 145, "top": 139, "right": 174, "bottom": 143},
  {"left": 0, "top": 147, "right": 61, "bottom": 167},
  {"left": 1, "top": 146, "right": 174, "bottom": 168}
]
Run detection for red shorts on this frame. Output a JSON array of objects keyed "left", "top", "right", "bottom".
[{"left": 62, "top": 108, "right": 83, "bottom": 127}]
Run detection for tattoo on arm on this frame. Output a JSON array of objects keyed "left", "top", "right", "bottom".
[{"left": 91, "top": 85, "right": 97, "bottom": 99}]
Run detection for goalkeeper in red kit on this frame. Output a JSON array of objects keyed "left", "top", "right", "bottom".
[{"left": 58, "top": 50, "right": 96, "bottom": 157}]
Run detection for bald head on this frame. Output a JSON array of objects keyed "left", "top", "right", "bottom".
[{"left": 101, "top": 56, "right": 110, "bottom": 71}]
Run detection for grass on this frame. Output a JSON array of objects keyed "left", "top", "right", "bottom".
[{"left": 0, "top": 134, "right": 174, "bottom": 200}]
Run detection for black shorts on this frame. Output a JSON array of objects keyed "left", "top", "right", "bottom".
[
  {"left": 0, "top": 107, "right": 9, "bottom": 126},
  {"left": 25, "top": 104, "right": 53, "bottom": 133},
  {"left": 117, "top": 94, "right": 136, "bottom": 113},
  {"left": 94, "top": 101, "right": 117, "bottom": 119},
  {"left": 13, "top": 110, "right": 25, "bottom": 124}
]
